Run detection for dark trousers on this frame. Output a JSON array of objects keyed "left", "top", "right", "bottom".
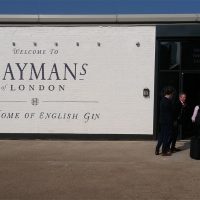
[
  {"left": 170, "top": 124, "right": 180, "bottom": 150},
  {"left": 156, "top": 123, "right": 173, "bottom": 153}
]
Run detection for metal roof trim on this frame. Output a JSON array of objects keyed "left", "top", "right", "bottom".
[
  {"left": 117, "top": 14, "right": 199, "bottom": 22},
  {"left": 0, "top": 15, "right": 38, "bottom": 22},
  {"left": 38, "top": 15, "right": 117, "bottom": 23},
  {"left": 0, "top": 14, "right": 199, "bottom": 23}
]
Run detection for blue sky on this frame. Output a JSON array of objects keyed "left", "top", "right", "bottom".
[{"left": 0, "top": 0, "right": 200, "bottom": 14}]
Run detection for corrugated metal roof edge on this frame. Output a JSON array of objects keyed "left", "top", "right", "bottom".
[{"left": 0, "top": 14, "right": 199, "bottom": 23}]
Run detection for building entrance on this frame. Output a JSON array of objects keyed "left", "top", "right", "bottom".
[{"left": 156, "top": 39, "right": 200, "bottom": 139}]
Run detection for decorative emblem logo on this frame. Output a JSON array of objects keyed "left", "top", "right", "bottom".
[{"left": 31, "top": 98, "right": 39, "bottom": 106}]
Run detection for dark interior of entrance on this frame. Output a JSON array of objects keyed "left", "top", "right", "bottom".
[{"left": 156, "top": 39, "right": 200, "bottom": 139}]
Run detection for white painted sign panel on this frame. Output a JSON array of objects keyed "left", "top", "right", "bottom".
[{"left": 0, "top": 26, "right": 155, "bottom": 134}]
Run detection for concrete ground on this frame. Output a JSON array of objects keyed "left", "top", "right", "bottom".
[{"left": 0, "top": 140, "right": 199, "bottom": 200}]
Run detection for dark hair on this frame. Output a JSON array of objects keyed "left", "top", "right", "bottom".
[
  {"left": 163, "top": 86, "right": 175, "bottom": 96},
  {"left": 179, "top": 92, "right": 186, "bottom": 97}
]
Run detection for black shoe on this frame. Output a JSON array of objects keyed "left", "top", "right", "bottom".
[
  {"left": 162, "top": 152, "right": 172, "bottom": 156},
  {"left": 155, "top": 150, "right": 159, "bottom": 155}
]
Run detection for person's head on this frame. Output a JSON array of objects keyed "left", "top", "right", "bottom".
[
  {"left": 163, "top": 86, "right": 175, "bottom": 99},
  {"left": 179, "top": 92, "right": 186, "bottom": 103}
]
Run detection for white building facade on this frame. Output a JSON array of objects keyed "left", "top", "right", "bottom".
[{"left": 0, "top": 13, "right": 200, "bottom": 138}]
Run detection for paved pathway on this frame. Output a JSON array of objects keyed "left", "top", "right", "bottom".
[{"left": 0, "top": 140, "right": 199, "bottom": 200}]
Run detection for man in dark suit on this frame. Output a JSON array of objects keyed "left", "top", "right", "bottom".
[
  {"left": 155, "top": 86, "right": 175, "bottom": 156},
  {"left": 171, "top": 93, "right": 187, "bottom": 152}
]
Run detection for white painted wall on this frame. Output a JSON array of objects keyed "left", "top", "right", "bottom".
[{"left": 0, "top": 26, "right": 155, "bottom": 134}]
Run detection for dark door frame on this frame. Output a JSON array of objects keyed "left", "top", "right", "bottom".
[{"left": 154, "top": 37, "right": 200, "bottom": 140}]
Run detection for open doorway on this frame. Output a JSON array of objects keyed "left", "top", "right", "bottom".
[
  {"left": 156, "top": 39, "right": 200, "bottom": 139},
  {"left": 156, "top": 72, "right": 200, "bottom": 139}
]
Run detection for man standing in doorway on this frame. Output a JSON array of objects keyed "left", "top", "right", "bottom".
[
  {"left": 171, "top": 92, "right": 187, "bottom": 152},
  {"left": 155, "top": 86, "right": 175, "bottom": 156}
]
